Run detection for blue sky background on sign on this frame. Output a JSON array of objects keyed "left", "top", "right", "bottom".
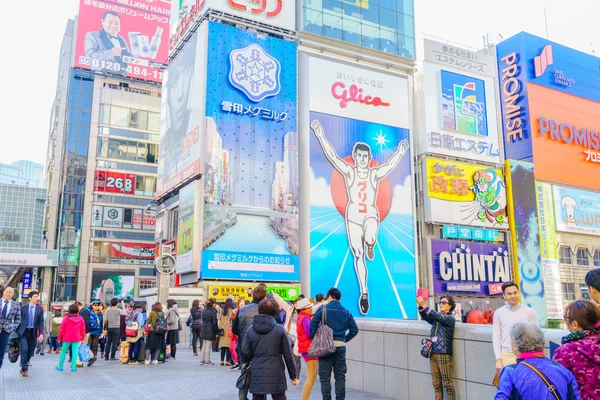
[{"left": 309, "top": 111, "right": 416, "bottom": 319}]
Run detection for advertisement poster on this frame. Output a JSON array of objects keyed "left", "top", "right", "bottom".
[
  {"left": 93, "top": 171, "right": 135, "bottom": 194},
  {"left": 157, "top": 26, "right": 206, "bottom": 196},
  {"left": 208, "top": 284, "right": 300, "bottom": 303},
  {"left": 102, "top": 207, "right": 123, "bottom": 228},
  {"left": 506, "top": 160, "right": 547, "bottom": 326},
  {"left": 431, "top": 239, "right": 510, "bottom": 296},
  {"left": 0, "top": 228, "right": 26, "bottom": 244},
  {"left": 553, "top": 185, "right": 600, "bottom": 236},
  {"left": 423, "top": 158, "right": 508, "bottom": 229},
  {"left": 91, "top": 271, "right": 135, "bottom": 301},
  {"left": 74, "top": 0, "right": 170, "bottom": 83},
  {"left": 133, "top": 209, "right": 143, "bottom": 229},
  {"left": 308, "top": 56, "right": 416, "bottom": 319},
  {"left": 201, "top": 22, "right": 299, "bottom": 282},
  {"left": 536, "top": 182, "right": 563, "bottom": 320},
  {"left": 109, "top": 243, "right": 155, "bottom": 265},
  {"left": 176, "top": 183, "right": 195, "bottom": 274}
]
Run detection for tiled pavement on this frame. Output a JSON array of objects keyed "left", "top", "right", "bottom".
[{"left": 0, "top": 348, "right": 390, "bottom": 400}]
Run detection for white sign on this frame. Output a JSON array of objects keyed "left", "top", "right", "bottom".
[
  {"left": 0, "top": 253, "right": 55, "bottom": 267},
  {"left": 91, "top": 206, "right": 103, "bottom": 227},
  {"left": 542, "top": 258, "right": 564, "bottom": 320},
  {"left": 423, "top": 39, "right": 496, "bottom": 77},
  {"left": 103, "top": 207, "right": 123, "bottom": 228},
  {"left": 133, "top": 209, "right": 143, "bottom": 230},
  {"left": 308, "top": 56, "right": 410, "bottom": 129}
]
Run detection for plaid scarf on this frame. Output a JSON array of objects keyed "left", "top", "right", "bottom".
[{"left": 561, "top": 329, "right": 598, "bottom": 345}]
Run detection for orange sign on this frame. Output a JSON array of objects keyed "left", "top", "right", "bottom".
[{"left": 528, "top": 83, "right": 600, "bottom": 190}]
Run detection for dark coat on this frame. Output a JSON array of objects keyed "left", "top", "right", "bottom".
[
  {"left": 242, "top": 314, "right": 297, "bottom": 395},
  {"left": 189, "top": 307, "right": 203, "bottom": 329},
  {"left": 418, "top": 306, "right": 455, "bottom": 356},
  {"left": 200, "top": 307, "right": 218, "bottom": 340},
  {"left": 17, "top": 304, "right": 44, "bottom": 337}
]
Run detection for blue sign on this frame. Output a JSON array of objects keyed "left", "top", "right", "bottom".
[
  {"left": 472, "top": 228, "right": 485, "bottom": 241},
  {"left": 444, "top": 225, "right": 458, "bottom": 239},
  {"left": 458, "top": 226, "right": 472, "bottom": 240},
  {"left": 443, "top": 225, "right": 499, "bottom": 243},
  {"left": 21, "top": 271, "right": 32, "bottom": 298},
  {"left": 201, "top": 22, "right": 299, "bottom": 282},
  {"left": 441, "top": 70, "right": 488, "bottom": 137},
  {"left": 485, "top": 229, "right": 499, "bottom": 242}
]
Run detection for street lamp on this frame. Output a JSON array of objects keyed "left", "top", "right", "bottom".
[{"left": 154, "top": 254, "right": 176, "bottom": 304}]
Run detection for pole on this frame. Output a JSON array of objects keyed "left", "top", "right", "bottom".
[{"left": 544, "top": 7, "right": 549, "bottom": 39}]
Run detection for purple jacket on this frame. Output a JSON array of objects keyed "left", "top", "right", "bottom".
[{"left": 554, "top": 334, "right": 600, "bottom": 400}]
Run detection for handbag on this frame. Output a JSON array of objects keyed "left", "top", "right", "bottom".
[
  {"left": 126, "top": 321, "right": 139, "bottom": 337},
  {"left": 186, "top": 314, "right": 192, "bottom": 327},
  {"left": 78, "top": 344, "right": 91, "bottom": 362},
  {"left": 178, "top": 318, "right": 183, "bottom": 331},
  {"left": 227, "top": 327, "right": 234, "bottom": 339},
  {"left": 236, "top": 334, "right": 263, "bottom": 390},
  {"left": 520, "top": 361, "right": 562, "bottom": 400},
  {"left": 420, "top": 323, "right": 439, "bottom": 358},
  {"left": 217, "top": 328, "right": 225, "bottom": 336},
  {"left": 307, "top": 306, "right": 336, "bottom": 358},
  {"left": 8, "top": 343, "right": 19, "bottom": 363}
]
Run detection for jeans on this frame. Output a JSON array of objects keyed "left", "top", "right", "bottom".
[
  {"left": 201, "top": 340, "right": 212, "bottom": 362},
  {"left": 88, "top": 335, "right": 100, "bottom": 357},
  {"left": 192, "top": 326, "right": 203, "bottom": 354},
  {"left": 220, "top": 347, "right": 232, "bottom": 363},
  {"left": 50, "top": 337, "right": 60, "bottom": 352},
  {"left": 0, "top": 331, "right": 10, "bottom": 369},
  {"left": 319, "top": 346, "right": 347, "bottom": 400},
  {"left": 105, "top": 328, "right": 120, "bottom": 359},
  {"left": 129, "top": 338, "right": 141, "bottom": 361},
  {"left": 20, "top": 328, "right": 37, "bottom": 371},
  {"left": 252, "top": 394, "right": 287, "bottom": 400},
  {"left": 58, "top": 342, "right": 80, "bottom": 371},
  {"left": 229, "top": 336, "right": 239, "bottom": 364}
]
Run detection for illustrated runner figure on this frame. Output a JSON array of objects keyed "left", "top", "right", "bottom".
[{"left": 311, "top": 120, "right": 409, "bottom": 314}]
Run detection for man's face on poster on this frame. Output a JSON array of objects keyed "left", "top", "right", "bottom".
[
  {"left": 102, "top": 13, "right": 121, "bottom": 36},
  {"left": 353, "top": 149, "right": 371, "bottom": 169},
  {"left": 167, "top": 62, "right": 193, "bottom": 130}
]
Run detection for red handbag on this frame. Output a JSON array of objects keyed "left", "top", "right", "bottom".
[{"left": 227, "top": 327, "right": 234, "bottom": 339}]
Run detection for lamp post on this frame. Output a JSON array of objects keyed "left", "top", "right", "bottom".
[{"left": 155, "top": 254, "right": 176, "bottom": 305}]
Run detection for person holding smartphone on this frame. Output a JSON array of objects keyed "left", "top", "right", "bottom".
[{"left": 103, "top": 298, "right": 126, "bottom": 361}]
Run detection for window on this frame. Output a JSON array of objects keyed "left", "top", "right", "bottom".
[
  {"left": 576, "top": 248, "right": 590, "bottom": 266},
  {"left": 559, "top": 246, "right": 572, "bottom": 265},
  {"left": 109, "top": 106, "right": 129, "bottom": 127},
  {"left": 594, "top": 251, "right": 600, "bottom": 267},
  {"left": 562, "top": 283, "right": 575, "bottom": 302},
  {"left": 97, "top": 137, "right": 158, "bottom": 164}
]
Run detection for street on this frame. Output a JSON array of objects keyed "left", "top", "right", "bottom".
[{"left": 0, "top": 348, "right": 390, "bottom": 400}]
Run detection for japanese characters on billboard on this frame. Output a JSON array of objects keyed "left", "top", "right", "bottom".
[
  {"left": 157, "top": 25, "right": 206, "bottom": 196},
  {"left": 307, "top": 55, "right": 416, "bottom": 319},
  {"left": 208, "top": 284, "right": 300, "bottom": 303},
  {"left": 109, "top": 242, "right": 156, "bottom": 258},
  {"left": 169, "top": 0, "right": 295, "bottom": 52},
  {"left": 176, "top": 182, "right": 195, "bottom": 274},
  {"left": 74, "top": 0, "right": 170, "bottom": 83},
  {"left": 92, "top": 206, "right": 155, "bottom": 230},
  {"left": 553, "top": 185, "right": 600, "bottom": 236},
  {"left": 505, "top": 160, "right": 547, "bottom": 326},
  {"left": 201, "top": 22, "right": 299, "bottom": 282},
  {"left": 102, "top": 206, "right": 123, "bottom": 228},
  {"left": 420, "top": 39, "right": 501, "bottom": 163},
  {"left": 93, "top": 171, "right": 135, "bottom": 194},
  {"left": 430, "top": 239, "right": 510, "bottom": 296},
  {"left": 422, "top": 158, "right": 508, "bottom": 229}
]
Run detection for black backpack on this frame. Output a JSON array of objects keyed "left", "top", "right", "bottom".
[{"left": 154, "top": 313, "right": 168, "bottom": 334}]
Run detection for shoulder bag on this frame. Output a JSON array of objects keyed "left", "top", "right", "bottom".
[
  {"left": 236, "top": 334, "right": 263, "bottom": 390},
  {"left": 307, "top": 306, "right": 336, "bottom": 358},
  {"left": 420, "top": 322, "right": 439, "bottom": 358},
  {"left": 520, "top": 361, "right": 562, "bottom": 400}
]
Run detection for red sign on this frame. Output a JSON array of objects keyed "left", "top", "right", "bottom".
[
  {"left": 489, "top": 283, "right": 504, "bottom": 296},
  {"left": 143, "top": 213, "right": 156, "bottom": 228},
  {"left": 170, "top": 0, "right": 205, "bottom": 51},
  {"left": 110, "top": 243, "right": 156, "bottom": 259},
  {"left": 74, "top": 0, "right": 170, "bottom": 83},
  {"left": 94, "top": 171, "right": 135, "bottom": 195},
  {"left": 331, "top": 82, "right": 390, "bottom": 109}
]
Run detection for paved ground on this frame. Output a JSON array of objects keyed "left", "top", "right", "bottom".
[{"left": 0, "top": 347, "right": 390, "bottom": 400}]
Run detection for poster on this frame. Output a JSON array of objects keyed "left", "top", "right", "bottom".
[
  {"left": 176, "top": 182, "right": 195, "bottom": 274},
  {"left": 94, "top": 171, "right": 135, "bottom": 194},
  {"left": 74, "top": 0, "right": 170, "bottom": 83},
  {"left": 423, "top": 158, "right": 508, "bottom": 229},
  {"left": 102, "top": 207, "right": 123, "bottom": 228},
  {"left": 91, "top": 271, "right": 135, "bottom": 301},
  {"left": 552, "top": 185, "right": 600, "bottom": 236},
  {"left": 200, "top": 22, "right": 299, "bottom": 282},
  {"left": 208, "top": 284, "right": 300, "bottom": 302},
  {"left": 506, "top": 160, "right": 547, "bottom": 326}
]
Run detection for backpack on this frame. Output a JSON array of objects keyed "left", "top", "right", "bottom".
[
  {"left": 83, "top": 308, "right": 99, "bottom": 331},
  {"left": 153, "top": 313, "right": 168, "bottom": 334}
]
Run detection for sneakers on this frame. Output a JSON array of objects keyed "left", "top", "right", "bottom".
[
  {"left": 39, "top": 352, "right": 45, "bottom": 356},
  {"left": 225, "top": 362, "right": 232, "bottom": 366},
  {"left": 71, "top": 368, "right": 77, "bottom": 372},
  {"left": 144, "top": 360, "right": 150, "bottom": 365},
  {"left": 129, "top": 361, "right": 140, "bottom": 365},
  {"left": 206, "top": 361, "right": 215, "bottom": 366},
  {"left": 54, "top": 366, "right": 63, "bottom": 372},
  {"left": 200, "top": 360, "right": 206, "bottom": 365},
  {"left": 366, "top": 243, "right": 375, "bottom": 261},
  {"left": 151, "top": 360, "right": 158, "bottom": 365},
  {"left": 230, "top": 363, "right": 239, "bottom": 370},
  {"left": 220, "top": 361, "right": 224, "bottom": 366},
  {"left": 359, "top": 293, "right": 370, "bottom": 315},
  {"left": 87, "top": 357, "right": 97, "bottom": 367}
]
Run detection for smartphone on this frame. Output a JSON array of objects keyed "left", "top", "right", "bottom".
[{"left": 417, "top": 288, "right": 429, "bottom": 302}]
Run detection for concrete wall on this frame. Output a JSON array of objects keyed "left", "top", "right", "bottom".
[{"left": 346, "top": 319, "right": 568, "bottom": 400}]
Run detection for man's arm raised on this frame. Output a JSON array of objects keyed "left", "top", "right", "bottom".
[
  {"left": 311, "top": 120, "right": 351, "bottom": 176},
  {"left": 375, "top": 139, "right": 409, "bottom": 180}
]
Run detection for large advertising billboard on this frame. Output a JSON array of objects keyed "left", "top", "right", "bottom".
[
  {"left": 553, "top": 185, "right": 600, "bottom": 236},
  {"left": 307, "top": 55, "right": 416, "bottom": 319},
  {"left": 422, "top": 158, "right": 508, "bottom": 229},
  {"left": 93, "top": 171, "right": 135, "bottom": 194},
  {"left": 420, "top": 39, "right": 501, "bottom": 163},
  {"left": 157, "top": 25, "right": 207, "bottom": 196},
  {"left": 176, "top": 182, "right": 195, "bottom": 274},
  {"left": 506, "top": 160, "right": 547, "bottom": 326},
  {"left": 200, "top": 22, "right": 299, "bottom": 282},
  {"left": 74, "top": 0, "right": 170, "bottom": 83},
  {"left": 430, "top": 239, "right": 510, "bottom": 296}
]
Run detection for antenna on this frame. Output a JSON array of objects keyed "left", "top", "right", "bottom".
[{"left": 544, "top": 7, "right": 549, "bottom": 39}]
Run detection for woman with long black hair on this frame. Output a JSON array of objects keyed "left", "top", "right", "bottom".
[{"left": 218, "top": 298, "right": 234, "bottom": 365}]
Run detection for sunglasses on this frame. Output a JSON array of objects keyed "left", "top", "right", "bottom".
[{"left": 439, "top": 301, "right": 449, "bottom": 305}]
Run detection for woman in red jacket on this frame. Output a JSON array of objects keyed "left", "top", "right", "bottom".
[
  {"left": 296, "top": 298, "right": 317, "bottom": 400},
  {"left": 55, "top": 303, "right": 86, "bottom": 372}
]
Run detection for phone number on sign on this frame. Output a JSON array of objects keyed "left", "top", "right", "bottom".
[{"left": 78, "top": 56, "right": 163, "bottom": 80}]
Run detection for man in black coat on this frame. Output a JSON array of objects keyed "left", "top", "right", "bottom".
[
  {"left": 242, "top": 298, "right": 298, "bottom": 400},
  {"left": 17, "top": 291, "right": 44, "bottom": 377}
]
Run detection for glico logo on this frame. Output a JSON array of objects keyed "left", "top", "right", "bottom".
[
  {"left": 331, "top": 82, "right": 390, "bottom": 109},
  {"left": 534, "top": 45, "right": 553, "bottom": 78},
  {"left": 228, "top": 0, "right": 283, "bottom": 17}
]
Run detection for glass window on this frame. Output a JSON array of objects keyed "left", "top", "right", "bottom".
[
  {"left": 127, "top": 141, "right": 137, "bottom": 161},
  {"left": 138, "top": 110, "right": 149, "bottom": 131},
  {"left": 137, "top": 142, "right": 148, "bottom": 163},
  {"left": 107, "top": 138, "right": 127, "bottom": 159},
  {"left": 148, "top": 112, "right": 160, "bottom": 132},
  {"left": 171, "top": 208, "right": 179, "bottom": 239},
  {"left": 99, "top": 104, "right": 110, "bottom": 124},
  {"left": 135, "top": 176, "right": 145, "bottom": 196},
  {"left": 147, "top": 144, "right": 158, "bottom": 164},
  {"left": 594, "top": 251, "right": 600, "bottom": 267},
  {"left": 559, "top": 246, "right": 572, "bottom": 265},
  {"left": 562, "top": 283, "right": 575, "bottom": 302},
  {"left": 144, "top": 176, "right": 156, "bottom": 197},
  {"left": 110, "top": 106, "right": 129, "bottom": 127},
  {"left": 397, "top": 12, "right": 414, "bottom": 40},
  {"left": 576, "top": 248, "right": 590, "bottom": 266}
]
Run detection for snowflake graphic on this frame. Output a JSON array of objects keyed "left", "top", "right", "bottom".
[{"left": 228, "top": 44, "right": 281, "bottom": 102}]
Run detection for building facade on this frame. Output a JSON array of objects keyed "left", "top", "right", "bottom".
[{"left": 0, "top": 160, "right": 44, "bottom": 188}]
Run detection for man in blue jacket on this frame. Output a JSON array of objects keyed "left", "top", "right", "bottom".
[
  {"left": 309, "top": 288, "right": 359, "bottom": 400},
  {"left": 17, "top": 291, "right": 44, "bottom": 377}
]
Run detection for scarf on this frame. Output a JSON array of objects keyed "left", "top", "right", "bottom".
[
  {"left": 519, "top": 351, "right": 545, "bottom": 359},
  {"left": 561, "top": 329, "right": 598, "bottom": 345}
]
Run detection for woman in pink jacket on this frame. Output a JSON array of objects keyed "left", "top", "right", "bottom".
[
  {"left": 55, "top": 303, "right": 86, "bottom": 372},
  {"left": 553, "top": 299, "right": 600, "bottom": 400}
]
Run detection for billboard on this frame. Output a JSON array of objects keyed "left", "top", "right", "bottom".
[
  {"left": 422, "top": 158, "right": 508, "bottom": 229},
  {"left": 208, "top": 284, "right": 300, "bottom": 302},
  {"left": 200, "top": 22, "right": 299, "bottom": 282},
  {"left": 74, "top": 0, "right": 170, "bottom": 83},
  {"left": 0, "top": 228, "right": 26, "bottom": 244},
  {"left": 420, "top": 39, "right": 501, "bottom": 163},
  {"left": 91, "top": 270, "right": 135, "bottom": 301},
  {"left": 430, "top": 239, "right": 510, "bottom": 296},
  {"left": 93, "top": 171, "right": 135, "bottom": 194},
  {"left": 176, "top": 182, "right": 195, "bottom": 274},
  {"left": 170, "top": 0, "right": 295, "bottom": 51},
  {"left": 536, "top": 182, "right": 563, "bottom": 320},
  {"left": 102, "top": 206, "right": 123, "bottom": 228},
  {"left": 307, "top": 55, "right": 416, "bottom": 319},
  {"left": 157, "top": 25, "right": 207, "bottom": 196},
  {"left": 506, "top": 160, "right": 547, "bottom": 326},
  {"left": 109, "top": 242, "right": 156, "bottom": 259},
  {"left": 553, "top": 185, "right": 600, "bottom": 236}
]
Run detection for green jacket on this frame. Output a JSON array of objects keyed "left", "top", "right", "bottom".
[
  {"left": 146, "top": 311, "right": 163, "bottom": 332},
  {"left": 51, "top": 317, "right": 63, "bottom": 337}
]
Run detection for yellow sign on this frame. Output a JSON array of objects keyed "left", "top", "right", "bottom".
[{"left": 208, "top": 284, "right": 301, "bottom": 303}]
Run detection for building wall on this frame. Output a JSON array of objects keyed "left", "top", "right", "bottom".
[
  {"left": 0, "top": 161, "right": 44, "bottom": 188},
  {"left": 0, "top": 185, "right": 46, "bottom": 250}
]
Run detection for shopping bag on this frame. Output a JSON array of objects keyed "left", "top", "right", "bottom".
[
  {"left": 307, "top": 307, "right": 335, "bottom": 358},
  {"left": 78, "top": 344, "right": 91, "bottom": 362},
  {"left": 119, "top": 341, "right": 130, "bottom": 364}
]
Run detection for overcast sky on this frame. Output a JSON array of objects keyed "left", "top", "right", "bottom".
[{"left": 2, "top": 0, "right": 598, "bottom": 168}]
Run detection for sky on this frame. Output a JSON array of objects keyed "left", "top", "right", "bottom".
[{"left": 2, "top": 0, "right": 600, "bottom": 168}]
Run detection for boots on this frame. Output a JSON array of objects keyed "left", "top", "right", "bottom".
[
  {"left": 47, "top": 348, "right": 52, "bottom": 354},
  {"left": 56, "top": 349, "right": 61, "bottom": 354}
]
